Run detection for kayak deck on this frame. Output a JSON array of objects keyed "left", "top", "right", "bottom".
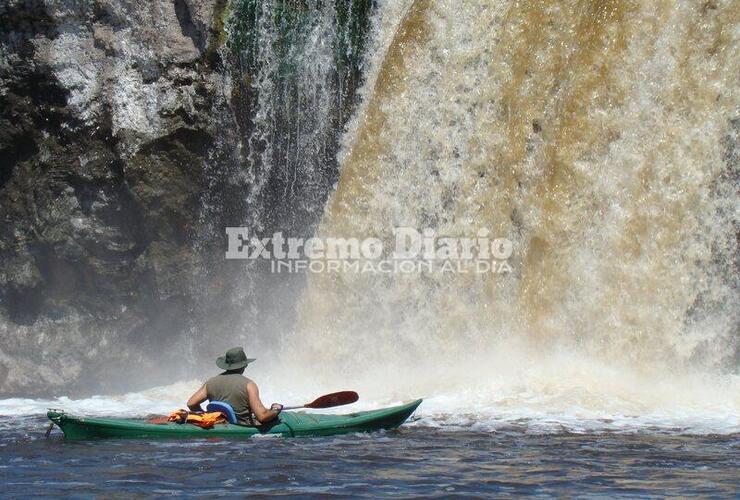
[{"left": 47, "top": 399, "right": 422, "bottom": 440}]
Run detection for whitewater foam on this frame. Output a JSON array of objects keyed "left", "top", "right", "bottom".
[{"left": 4, "top": 354, "right": 736, "bottom": 435}]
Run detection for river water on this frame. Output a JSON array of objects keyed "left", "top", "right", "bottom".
[{"left": 2, "top": 416, "right": 738, "bottom": 497}]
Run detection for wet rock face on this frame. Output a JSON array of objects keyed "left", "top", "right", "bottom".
[{"left": 0, "top": 0, "right": 233, "bottom": 396}]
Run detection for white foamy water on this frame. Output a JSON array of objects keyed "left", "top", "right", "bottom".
[
  {"left": 2, "top": 355, "right": 737, "bottom": 435},
  {"left": 0, "top": 382, "right": 199, "bottom": 418}
]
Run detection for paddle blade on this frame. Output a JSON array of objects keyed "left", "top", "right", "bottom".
[{"left": 304, "top": 391, "right": 359, "bottom": 409}]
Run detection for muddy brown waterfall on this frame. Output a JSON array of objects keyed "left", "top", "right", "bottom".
[{"left": 294, "top": 0, "right": 739, "bottom": 413}]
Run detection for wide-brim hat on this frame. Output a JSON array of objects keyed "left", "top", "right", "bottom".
[{"left": 216, "top": 347, "right": 256, "bottom": 370}]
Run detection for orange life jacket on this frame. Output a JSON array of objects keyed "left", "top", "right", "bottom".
[{"left": 167, "top": 410, "right": 228, "bottom": 429}]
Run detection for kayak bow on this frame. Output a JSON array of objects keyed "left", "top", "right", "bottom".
[{"left": 47, "top": 399, "right": 422, "bottom": 440}]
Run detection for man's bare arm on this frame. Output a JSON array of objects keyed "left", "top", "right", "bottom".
[
  {"left": 246, "top": 381, "right": 281, "bottom": 423},
  {"left": 187, "top": 383, "right": 207, "bottom": 412}
]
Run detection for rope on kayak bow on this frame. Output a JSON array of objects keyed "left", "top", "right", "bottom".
[{"left": 46, "top": 408, "right": 66, "bottom": 438}]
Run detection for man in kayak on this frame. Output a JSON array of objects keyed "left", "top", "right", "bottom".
[{"left": 186, "top": 347, "right": 283, "bottom": 425}]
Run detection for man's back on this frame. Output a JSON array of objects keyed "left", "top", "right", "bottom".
[
  {"left": 206, "top": 372, "right": 252, "bottom": 422},
  {"left": 187, "top": 347, "right": 282, "bottom": 425}
]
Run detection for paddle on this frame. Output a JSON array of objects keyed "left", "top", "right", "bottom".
[{"left": 282, "top": 391, "right": 359, "bottom": 411}]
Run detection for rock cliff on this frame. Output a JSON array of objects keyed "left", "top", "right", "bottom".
[{"left": 0, "top": 0, "right": 235, "bottom": 395}]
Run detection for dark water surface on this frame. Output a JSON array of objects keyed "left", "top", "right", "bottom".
[{"left": 1, "top": 416, "right": 738, "bottom": 498}]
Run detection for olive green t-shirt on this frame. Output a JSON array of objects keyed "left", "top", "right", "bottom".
[{"left": 205, "top": 373, "right": 252, "bottom": 423}]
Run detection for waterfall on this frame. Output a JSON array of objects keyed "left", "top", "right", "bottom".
[
  {"left": 227, "top": 0, "right": 374, "bottom": 235},
  {"left": 189, "top": 0, "right": 376, "bottom": 355},
  {"left": 292, "top": 0, "right": 739, "bottom": 418}
]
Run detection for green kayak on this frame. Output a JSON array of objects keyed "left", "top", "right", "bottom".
[{"left": 47, "top": 399, "right": 422, "bottom": 440}]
